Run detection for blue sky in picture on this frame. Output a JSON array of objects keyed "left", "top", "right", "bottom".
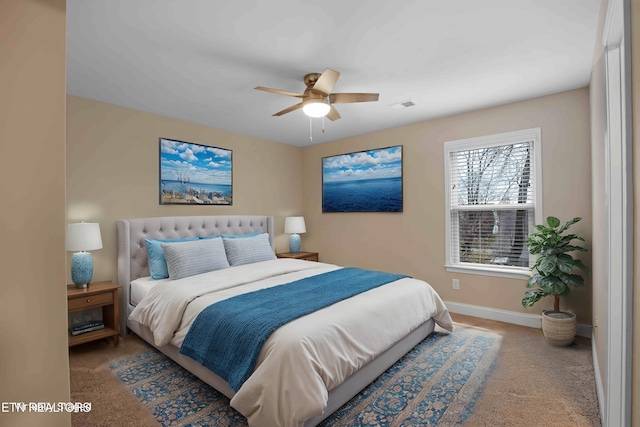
[
  {"left": 160, "top": 138, "right": 232, "bottom": 185},
  {"left": 323, "top": 146, "right": 402, "bottom": 183}
]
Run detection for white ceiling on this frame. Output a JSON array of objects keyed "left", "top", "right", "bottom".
[{"left": 66, "top": 0, "right": 601, "bottom": 147}]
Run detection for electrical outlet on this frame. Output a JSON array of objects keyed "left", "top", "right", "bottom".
[{"left": 452, "top": 279, "right": 460, "bottom": 290}]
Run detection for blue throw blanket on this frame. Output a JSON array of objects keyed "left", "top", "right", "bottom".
[{"left": 179, "top": 267, "right": 408, "bottom": 392}]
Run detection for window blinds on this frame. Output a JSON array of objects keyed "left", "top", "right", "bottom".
[{"left": 448, "top": 141, "right": 535, "bottom": 268}]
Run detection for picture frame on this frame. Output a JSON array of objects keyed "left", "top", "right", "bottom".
[
  {"left": 159, "top": 138, "right": 233, "bottom": 205},
  {"left": 322, "top": 145, "right": 403, "bottom": 213}
]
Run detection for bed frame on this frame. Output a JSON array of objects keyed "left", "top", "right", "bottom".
[{"left": 116, "top": 215, "right": 434, "bottom": 426}]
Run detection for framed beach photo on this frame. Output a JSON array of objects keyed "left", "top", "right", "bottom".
[
  {"left": 322, "top": 145, "right": 403, "bottom": 213},
  {"left": 159, "top": 138, "right": 233, "bottom": 205}
]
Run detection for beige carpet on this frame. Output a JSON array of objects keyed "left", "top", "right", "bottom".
[
  {"left": 68, "top": 314, "right": 601, "bottom": 426},
  {"left": 456, "top": 315, "right": 600, "bottom": 427}
]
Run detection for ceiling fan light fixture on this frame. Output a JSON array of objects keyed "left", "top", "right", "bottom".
[{"left": 303, "top": 98, "right": 331, "bottom": 118}]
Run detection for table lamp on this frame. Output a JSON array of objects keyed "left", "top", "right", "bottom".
[
  {"left": 284, "top": 216, "right": 306, "bottom": 253},
  {"left": 66, "top": 222, "right": 103, "bottom": 288}
]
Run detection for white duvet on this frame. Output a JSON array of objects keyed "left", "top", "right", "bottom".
[{"left": 129, "top": 258, "right": 453, "bottom": 427}]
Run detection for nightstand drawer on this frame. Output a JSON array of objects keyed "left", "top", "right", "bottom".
[{"left": 68, "top": 291, "right": 113, "bottom": 311}]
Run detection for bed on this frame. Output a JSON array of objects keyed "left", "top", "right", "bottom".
[{"left": 117, "top": 215, "right": 453, "bottom": 427}]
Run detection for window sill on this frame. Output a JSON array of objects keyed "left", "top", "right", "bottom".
[{"left": 445, "top": 264, "right": 531, "bottom": 280}]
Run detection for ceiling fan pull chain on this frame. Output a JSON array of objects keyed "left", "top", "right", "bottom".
[
  {"left": 309, "top": 116, "right": 313, "bottom": 142},
  {"left": 322, "top": 116, "right": 325, "bottom": 134}
]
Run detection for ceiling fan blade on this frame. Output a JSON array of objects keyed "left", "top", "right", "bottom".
[
  {"left": 255, "top": 86, "right": 304, "bottom": 98},
  {"left": 273, "top": 102, "right": 304, "bottom": 117},
  {"left": 329, "top": 93, "right": 379, "bottom": 103},
  {"left": 326, "top": 106, "right": 341, "bottom": 121},
  {"left": 312, "top": 69, "right": 340, "bottom": 95}
]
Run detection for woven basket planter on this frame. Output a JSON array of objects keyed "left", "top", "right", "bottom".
[{"left": 541, "top": 310, "right": 576, "bottom": 347}]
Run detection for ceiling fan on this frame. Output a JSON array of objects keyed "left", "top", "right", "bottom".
[{"left": 255, "top": 68, "right": 379, "bottom": 121}]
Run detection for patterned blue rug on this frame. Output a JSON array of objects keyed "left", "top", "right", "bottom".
[{"left": 109, "top": 325, "right": 501, "bottom": 426}]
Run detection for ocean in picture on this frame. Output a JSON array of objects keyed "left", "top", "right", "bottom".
[{"left": 323, "top": 177, "right": 402, "bottom": 212}]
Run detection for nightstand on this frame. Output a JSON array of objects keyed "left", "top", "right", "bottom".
[
  {"left": 67, "top": 282, "right": 121, "bottom": 348},
  {"left": 276, "top": 251, "right": 319, "bottom": 262}
]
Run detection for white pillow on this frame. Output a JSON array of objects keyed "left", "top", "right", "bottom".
[
  {"left": 161, "top": 238, "right": 230, "bottom": 280},
  {"left": 223, "top": 233, "right": 276, "bottom": 266}
]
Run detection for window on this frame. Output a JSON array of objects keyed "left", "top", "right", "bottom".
[{"left": 444, "top": 128, "right": 542, "bottom": 279}]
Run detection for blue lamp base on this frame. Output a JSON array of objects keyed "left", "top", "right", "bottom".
[
  {"left": 72, "top": 252, "right": 94, "bottom": 289},
  {"left": 289, "top": 234, "right": 301, "bottom": 253}
]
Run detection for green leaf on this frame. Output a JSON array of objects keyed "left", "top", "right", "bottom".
[
  {"left": 527, "top": 275, "right": 541, "bottom": 288},
  {"left": 559, "top": 234, "right": 582, "bottom": 243},
  {"left": 522, "top": 289, "right": 547, "bottom": 308},
  {"left": 547, "top": 216, "right": 560, "bottom": 228},
  {"left": 558, "top": 244, "right": 588, "bottom": 253},
  {"left": 549, "top": 281, "right": 568, "bottom": 295},
  {"left": 556, "top": 254, "right": 576, "bottom": 274},
  {"left": 573, "top": 259, "right": 589, "bottom": 272},
  {"left": 539, "top": 256, "right": 558, "bottom": 275},
  {"left": 530, "top": 258, "right": 542, "bottom": 269},
  {"left": 558, "top": 217, "right": 582, "bottom": 233},
  {"left": 563, "top": 274, "right": 585, "bottom": 288},
  {"left": 538, "top": 275, "right": 560, "bottom": 291}
]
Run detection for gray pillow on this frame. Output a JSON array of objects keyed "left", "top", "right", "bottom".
[
  {"left": 161, "top": 238, "right": 230, "bottom": 280},
  {"left": 223, "top": 233, "right": 276, "bottom": 266}
]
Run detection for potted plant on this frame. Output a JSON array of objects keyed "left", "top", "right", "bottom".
[{"left": 521, "top": 216, "right": 588, "bottom": 346}]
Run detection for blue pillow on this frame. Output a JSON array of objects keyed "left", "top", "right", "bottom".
[
  {"left": 199, "top": 233, "right": 260, "bottom": 239},
  {"left": 145, "top": 237, "right": 198, "bottom": 280},
  {"left": 219, "top": 232, "right": 262, "bottom": 239}
]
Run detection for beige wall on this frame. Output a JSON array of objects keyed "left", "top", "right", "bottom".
[
  {"left": 66, "top": 96, "right": 303, "bottom": 284},
  {"left": 0, "top": 1, "right": 70, "bottom": 426},
  {"left": 302, "top": 88, "right": 593, "bottom": 324}
]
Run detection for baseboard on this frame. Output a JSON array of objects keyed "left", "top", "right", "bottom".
[
  {"left": 575, "top": 323, "right": 592, "bottom": 339},
  {"left": 591, "top": 335, "right": 606, "bottom": 425},
  {"left": 444, "top": 301, "right": 592, "bottom": 338}
]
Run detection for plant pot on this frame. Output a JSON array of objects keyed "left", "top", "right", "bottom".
[{"left": 541, "top": 310, "right": 576, "bottom": 346}]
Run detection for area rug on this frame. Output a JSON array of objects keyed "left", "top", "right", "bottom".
[{"left": 109, "top": 325, "right": 501, "bottom": 426}]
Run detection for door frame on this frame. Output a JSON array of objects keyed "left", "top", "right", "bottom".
[{"left": 601, "top": 0, "right": 633, "bottom": 425}]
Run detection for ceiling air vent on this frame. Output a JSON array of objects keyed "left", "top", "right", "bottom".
[{"left": 389, "top": 100, "right": 415, "bottom": 110}]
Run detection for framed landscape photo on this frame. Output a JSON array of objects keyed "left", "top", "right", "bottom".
[
  {"left": 322, "top": 145, "right": 403, "bottom": 213},
  {"left": 159, "top": 138, "right": 233, "bottom": 205}
]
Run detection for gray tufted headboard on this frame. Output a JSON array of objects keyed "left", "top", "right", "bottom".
[{"left": 116, "top": 215, "right": 274, "bottom": 334}]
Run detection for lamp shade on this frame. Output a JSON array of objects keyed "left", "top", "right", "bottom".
[
  {"left": 66, "top": 222, "right": 103, "bottom": 252},
  {"left": 284, "top": 216, "right": 306, "bottom": 234},
  {"left": 302, "top": 99, "right": 330, "bottom": 118}
]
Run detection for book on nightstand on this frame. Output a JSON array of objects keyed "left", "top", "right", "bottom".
[{"left": 70, "top": 320, "right": 104, "bottom": 336}]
